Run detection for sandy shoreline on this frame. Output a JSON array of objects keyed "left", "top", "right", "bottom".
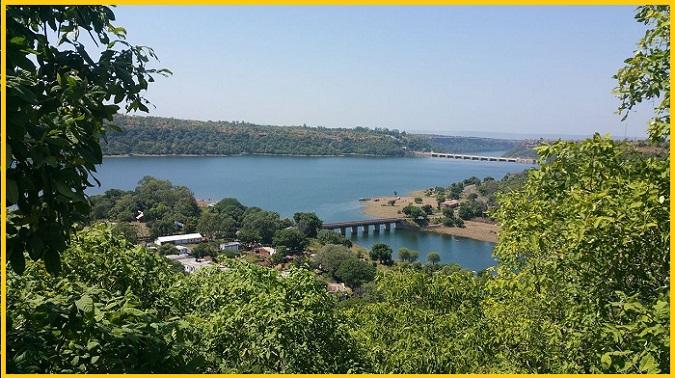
[{"left": 359, "top": 193, "right": 499, "bottom": 243}]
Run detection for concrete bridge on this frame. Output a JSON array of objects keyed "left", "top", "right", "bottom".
[
  {"left": 428, "top": 151, "right": 536, "bottom": 164},
  {"left": 323, "top": 217, "right": 404, "bottom": 235}
]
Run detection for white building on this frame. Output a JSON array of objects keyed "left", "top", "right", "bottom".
[
  {"left": 219, "top": 241, "right": 241, "bottom": 252},
  {"left": 154, "top": 233, "right": 204, "bottom": 246}
]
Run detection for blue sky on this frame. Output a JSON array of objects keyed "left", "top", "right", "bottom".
[{"left": 113, "top": 6, "right": 651, "bottom": 138}]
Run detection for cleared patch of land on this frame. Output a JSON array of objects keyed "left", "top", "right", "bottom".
[
  {"left": 425, "top": 221, "right": 498, "bottom": 243},
  {"left": 360, "top": 192, "right": 499, "bottom": 243}
]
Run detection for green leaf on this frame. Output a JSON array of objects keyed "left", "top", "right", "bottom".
[
  {"left": 86, "top": 341, "right": 100, "bottom": 351},
  {"left": 75, "top": 295, "right": 95, "bottom": 315},
  {"left": 600, "top": 353, "right": 612, "bottom": 369},
  {"left": 639, "top": 353, "right": 659, "bottom": 373}
]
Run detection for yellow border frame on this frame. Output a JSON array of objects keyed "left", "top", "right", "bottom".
[{"left": 1, "top": 1, "right": 672, "bottom": 377}]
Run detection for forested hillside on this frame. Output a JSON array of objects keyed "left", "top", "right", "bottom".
[{"left": 101, "top": 114, "right": 520, "bottom": 156}]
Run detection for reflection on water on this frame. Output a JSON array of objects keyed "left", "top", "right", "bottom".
[{"left": 348, "top": 227, "right": 495, "bottom": 271}]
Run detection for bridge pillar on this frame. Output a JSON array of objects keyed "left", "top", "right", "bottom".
[
  {"left": 351, "top": 226, "right": 358, "bottom": 235},
  {"left": 384, "top": 223, "right": 391, "bottom": 231},
  {"left": 362, "top": 225, "right": 369, "bottom": 234},
  {"left": 339, "top": 227, "right": 346, "bottom": 236},
  {"left": 373, "top": 224, "right": 380, "bottom": 233}
]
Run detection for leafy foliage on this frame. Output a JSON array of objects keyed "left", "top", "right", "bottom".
[
  {"left": 293, "top": 212, "right": 323, "bottom": 237},
  {"left": 89, "top": 177, "right": 200, "bottom": 238},
  {"left": 487, "top": 135, "right": 669, "bottom": 373},
  {"left": 272, "top": 227, "right": 308, "bottom": 253},
  {"left": 8, "top": 226, "right": 367, "bottom": 373},
  {"left": 614, "top": 6, "right": 670, "bottom": 142},
  {"left": 316, "top": 229, "right": 353, "bottom": 247},
  {"left": 369, "top": 243, "right": 393, "bottom": 265},
  {"left": 7, "top": 6, "right": 169, "bottom": 273}
]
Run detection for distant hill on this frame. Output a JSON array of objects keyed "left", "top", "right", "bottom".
[{"left": 102, "top": 115, "right": 521, "bottom": 157}]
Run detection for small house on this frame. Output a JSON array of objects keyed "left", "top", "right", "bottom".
[
  {"left": 442, "top": 200, "right": 460, "bottom": 209},
  {"left": 219, "top": 241, "right": 241, "bottom": 252}
]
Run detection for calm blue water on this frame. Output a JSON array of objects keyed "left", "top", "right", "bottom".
[
  {"left": 91, "top": 155, "right": 531, "bottom": 268},
  {"left": 347, "top": 228, "right": 496, "bottom": 272}
]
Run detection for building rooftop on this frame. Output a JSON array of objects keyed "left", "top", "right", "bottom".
[
  {"left": 220, "top": 241, "right": 241, "bottom": 247},
  {"left": 156, "top": 233, "right": 203, "bottom": 243}
]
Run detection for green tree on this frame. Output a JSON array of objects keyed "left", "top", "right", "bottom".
[
  {"left": 159, "top": 243, "right": 178, "bottom": 255},
  {"left": 197, "top": 212, "right": 236, "bottom": 240},
  {"left": 398, "top": 247, "right": 420, "bottom": 263},
  {"left": 293, "top": 212, "right": 323, "bottom": 237},
  {"left": 317, "top": 229, "right": 352, "bottom": 247},
  {"left": 435, "top": 193, "right": 446, "bottom": 209},
  {"left": 458, "top": 199, "right": 485, "bottom": 220},
  {"left": 335, "top": 259, "right": 376, "bottom": 288},
  {"left": 402, "top": 205, "right": 429, "bottom": 226},
  {"left": 314, "top": 244, "right": 354, "bottom": 276},
  {"left": 239, "top": 209, "right": 283, "bottom": 244},
  {"left": 273, "top": 227, "right": 308, "bottom": 253},
  {"left": 427, "top": 252, "right": 440, "bottom": 266},
  {"left": 369, "top": 243, "right": 393, "bottom": 265},
  {"left": 211, "top": 197, "right": 247, "bottom": 223},
  {"left": 150, "top": 218, "right": 177, "bottom": 239},
  {"left": 7, "top": 6, "right": 170, "bottom": 273},
  {"left": 192, "top": 243, "right": 215, "bottom": 260}
]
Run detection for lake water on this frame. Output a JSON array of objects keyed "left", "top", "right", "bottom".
[{"left": 91, "top": 155, "right": 532, "bottom": 269}]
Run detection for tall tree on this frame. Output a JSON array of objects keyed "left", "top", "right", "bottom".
[
  {"left": 293, "top": 212, "right": 323, "bottom": 237},
  {"left": 7, "top": 6, "right": 170, "bottom": 273},
  {"left": 369, "top": 243, "right": 393, "bottom": 265},
  {"left": 427, "top": 252, "right": 440, "bottom": 266}
]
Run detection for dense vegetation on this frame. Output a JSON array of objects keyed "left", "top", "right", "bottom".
[
  {"left": 101, "top": 114, "right": 520, "bottom": 157},
  {"left": 7, "top": 227, "right": 366, "bottom": 373},
  {"left": 6, "top": 4, "right": 670, "bottom": 374}
]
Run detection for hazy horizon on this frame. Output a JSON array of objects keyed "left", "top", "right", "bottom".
[{"left": 114, "top": 6, "right": 653, "bottom": 138}]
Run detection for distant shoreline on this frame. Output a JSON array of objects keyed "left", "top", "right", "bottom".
[
  {"left": 103, "top": 152, "right": 413, "bottom": 158},
  {"left": 102, "top": 150, "right": 517, "bottom": 159}
]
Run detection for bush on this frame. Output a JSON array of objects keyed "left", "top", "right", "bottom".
[
  {"left": 270, "top": 250, "right": 286, "bottom": 265},
  {"left": 220, "top": 249, "right": 240, "bottom": 259},
  {"left": 414, "top": 197, "right": 423, "bottom": 204},
  {"left": 458, "top": 199, "right": 486, "bottom": 220},
  {"left": 398, "top": 248, "right": 419, "bottom": 263}
]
